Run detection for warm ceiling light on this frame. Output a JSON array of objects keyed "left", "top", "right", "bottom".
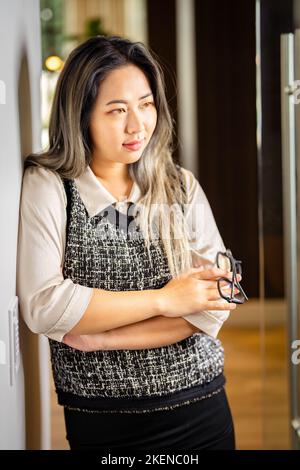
[{"left": 45, "top": 55, "right": 63, "bottom": 72}]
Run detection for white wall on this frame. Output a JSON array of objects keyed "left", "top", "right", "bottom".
[{"left": 0, "top": 0, "right": 44, "bottom": 450}]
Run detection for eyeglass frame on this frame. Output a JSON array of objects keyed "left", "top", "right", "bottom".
[{"left": 215, "top": 249, "right": 249, "bottom": 304}]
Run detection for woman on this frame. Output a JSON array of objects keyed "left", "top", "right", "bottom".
[{"left": 17, "top": 35, "right": 240, "bottom": 450}]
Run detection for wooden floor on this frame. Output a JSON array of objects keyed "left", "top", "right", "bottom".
[
  {"left": 51, "top": 326, "right": 291, "bottom": 450},
  {"left": 219, "top": 326, "right": 290, "bottom": 449}
]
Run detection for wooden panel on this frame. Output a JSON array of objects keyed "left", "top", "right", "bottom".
[
  {"left": 64, "top": 0, "right": 125, "bottom": 37},
  {"left": 146, "top": 0, "right": 179, "bottom": 163},
  {"left": 260, "top": 0, "right": 293, "bottom": 297},
  {"left": 194, "top": 0, "right": 259, "bottom": 297}
]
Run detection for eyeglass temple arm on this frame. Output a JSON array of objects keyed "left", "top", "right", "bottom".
[{"left": 234, "top": 279, "right": 249, "bottom": 301}]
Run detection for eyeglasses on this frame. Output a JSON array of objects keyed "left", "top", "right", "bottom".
[{"left": 216, "top": 248, "right": 249, "bottom": 304}]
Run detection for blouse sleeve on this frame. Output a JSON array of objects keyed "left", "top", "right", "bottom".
[
  {"left": 180, "top": 167, "right": 231, "bottom": 338},
  {"left": 16, "top": 166, "right": 93, "bottom": 342}
]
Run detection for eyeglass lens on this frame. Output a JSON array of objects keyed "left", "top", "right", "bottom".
[{"left": 216, "top": 249, "right": 248, "bottom": 304}]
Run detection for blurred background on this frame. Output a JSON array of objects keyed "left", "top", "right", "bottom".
[{"left": 1, "top": 0, "right": 300, "bottom": 450}]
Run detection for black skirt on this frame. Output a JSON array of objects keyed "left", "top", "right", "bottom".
[{"left": 63, "top": 387, "right": 235, "bottom": 451}]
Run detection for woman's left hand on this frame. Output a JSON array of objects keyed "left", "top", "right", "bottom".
[{"left": 63, "top": 333, "right": 107, "bottom": 351}]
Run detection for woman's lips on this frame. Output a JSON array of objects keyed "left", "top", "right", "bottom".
[{"left": 122, "top": 140, "right": 144, "bottom": 151}]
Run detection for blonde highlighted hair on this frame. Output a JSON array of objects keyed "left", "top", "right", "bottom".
[{"left": 25, "top": 35, "right": 193, "bottom": 277}]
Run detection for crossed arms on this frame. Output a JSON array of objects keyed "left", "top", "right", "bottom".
[{"left": 63, "top": 315, "right": 201, "bottom": 351}]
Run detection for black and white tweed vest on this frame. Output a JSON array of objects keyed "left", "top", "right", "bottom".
[{"left": 49, "top": 167, "right": 225, "bottom": 413}]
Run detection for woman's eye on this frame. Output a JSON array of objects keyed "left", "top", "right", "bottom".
[
  {"left": 110, "top": 108, "right": 126, "bottom": 114},
  {"left": 109, "top": 102, "right": 154, "bottom": 114},
  {"left": 142, "top": 101, "right": 154, "bottom": 108}
]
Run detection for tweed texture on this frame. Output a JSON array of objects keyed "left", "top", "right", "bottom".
[{"left": 49, "top": 167, "right": 225, "bottom": 409}]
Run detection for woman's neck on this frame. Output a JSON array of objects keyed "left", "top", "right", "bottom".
[{"left": 90, "top": 159, "right": 130, "bottom": 185}]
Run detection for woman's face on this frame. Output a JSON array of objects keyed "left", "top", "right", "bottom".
[{"left": 89, "top": 64, "right": 158, "bottom": 167}]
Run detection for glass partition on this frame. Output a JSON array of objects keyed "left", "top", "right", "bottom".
[{"left": 257, "top": 0, "right": 300, "bottom": 449}]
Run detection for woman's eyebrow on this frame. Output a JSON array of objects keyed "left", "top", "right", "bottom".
[{"left": 105, "top": 92, "right": 153, "bottom": 106}]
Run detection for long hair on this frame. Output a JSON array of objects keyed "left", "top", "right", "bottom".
[{"left": 25, "top": 35, "right": 193, "bottom": 277}]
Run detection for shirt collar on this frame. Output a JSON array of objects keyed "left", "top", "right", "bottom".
[{"left": 74, "top": 165, "right": 142, "bottom": 217}]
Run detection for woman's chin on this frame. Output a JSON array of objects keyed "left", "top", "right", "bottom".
[{"left": 121, "top": 150, "right": 143, "bottom": 163}]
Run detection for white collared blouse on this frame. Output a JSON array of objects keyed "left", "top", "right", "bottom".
[{"left": 16, "top": 164, "right": 230, "bottom": 342}]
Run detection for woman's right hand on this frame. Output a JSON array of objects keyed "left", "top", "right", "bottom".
[{"left": 158, "top": 266, "right": 240, "bottom": 318}]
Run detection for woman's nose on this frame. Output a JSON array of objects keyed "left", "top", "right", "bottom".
[{"left": 126, "top": 110, "right": 144, "bottom": 134}]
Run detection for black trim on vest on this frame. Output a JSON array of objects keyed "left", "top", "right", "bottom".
[{"left": 57, "top": 373, "right": 225, "bottom": 412}]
